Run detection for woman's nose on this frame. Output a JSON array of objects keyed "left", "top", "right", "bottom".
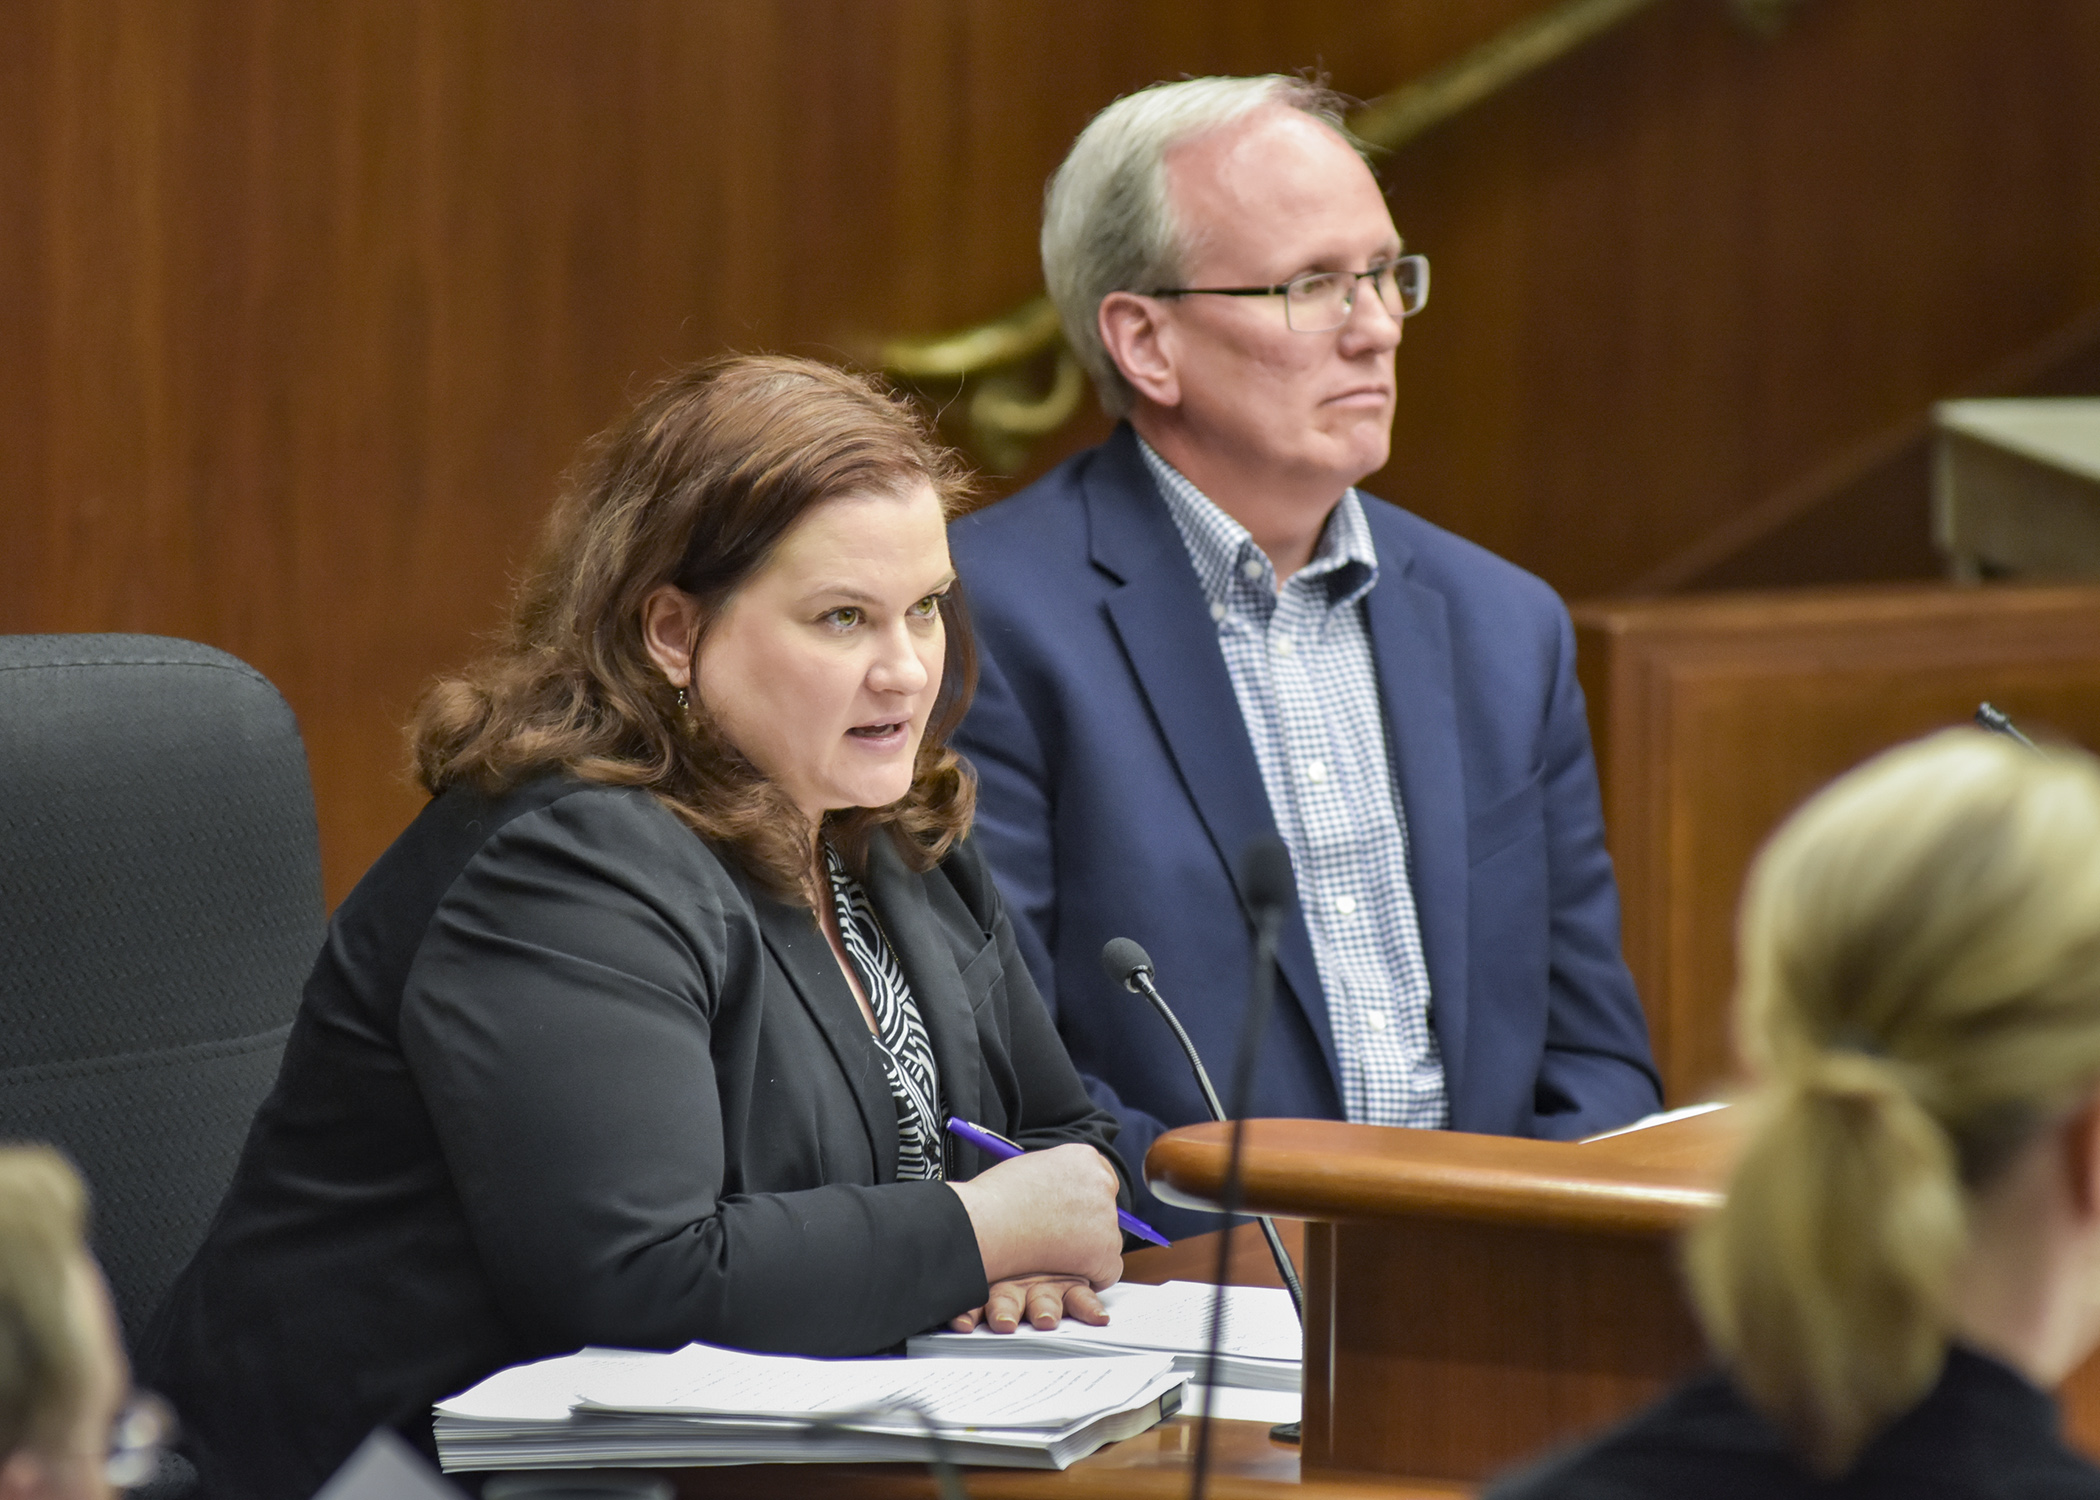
[{"left": 868, "top": 623, "right": 931, "bottom": 694}]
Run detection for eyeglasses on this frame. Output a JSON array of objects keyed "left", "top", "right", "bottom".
[
  {"left": 104, "top": 1393, "right": 176, "bottom": 1491},
  {"left": 1147, "top": 253, "right": 1429, "bottom": 332}
]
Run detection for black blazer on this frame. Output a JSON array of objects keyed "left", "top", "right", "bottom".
[
  {"left": 140, "top": 776, "right": 1121, "bottom": 1500},
  {"left": 1486, "top": 1346, "right": 2100, "bottom": 1499}
]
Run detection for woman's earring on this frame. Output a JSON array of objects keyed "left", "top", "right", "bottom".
[{"left": 675, "top": 686, "right": 689, "bottom": 712}]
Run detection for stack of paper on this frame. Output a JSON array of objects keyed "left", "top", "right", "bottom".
[
  {"left": 434, "top": 1343, "right": 1185, "bottom": 1473},
  {"left": 906, "top": 1280, "right": 1300, "bottom": 1393}
]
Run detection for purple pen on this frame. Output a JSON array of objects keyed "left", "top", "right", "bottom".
[{"left": 943, "top": 1115, "right": 1171, "bottom": 1248}]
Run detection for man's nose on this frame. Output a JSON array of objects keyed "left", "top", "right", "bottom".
[{"left": 1338, "top": 282, "right": 1403, "bottom": 352}]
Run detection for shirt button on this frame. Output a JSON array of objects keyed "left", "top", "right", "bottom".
[
  {"left": 1240, "top": 558, "right": 1265, "bottom": 580},
  {"left": 1365, "top": 1012, "right": 1390, "bottom": 1032},
  {"left": 1271, "top": 636, "right": 1294, "bottom": 657},
  {"left": 1333, "top": 895, "right": 1357, "bottom": 916},
  {"left": 1302, "top": 760, "right": 1328, "bottom": 784},
  {"left": 1209, "top": 602, "right": 1227, "bottom": 623}
]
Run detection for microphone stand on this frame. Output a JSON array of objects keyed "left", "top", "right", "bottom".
[
  {"left": 1190, "top": 836, "right": 1294, "bottom": 1500},
  {"left": 1108, "top": 954, "right": 1304, "bottom": 1318}
]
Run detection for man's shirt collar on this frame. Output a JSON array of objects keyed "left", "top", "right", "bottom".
[{"left": 1136, "top": 435, "right": 1379, "bottom": 617}]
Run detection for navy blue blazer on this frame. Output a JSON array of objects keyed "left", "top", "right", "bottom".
[{"left": 950, "top": 424, "right": 1661, "bottom": 1237}]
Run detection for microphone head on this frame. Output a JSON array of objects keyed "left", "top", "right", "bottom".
[
  {"left": 1100, "top": 937, "right": 1155, "bottom": 991},
  {"left": 1240, "top": 834, "right": 1296, "bottom": 919}
]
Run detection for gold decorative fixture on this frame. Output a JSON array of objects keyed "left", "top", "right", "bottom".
[
  {"left": 876, "top": 0, "right": 1806, "bottom": 472},
  {"left": 1350, "top": 0, "right": 1666, "bottom": 154},
  {"left": 876, "top": 299, "right": 1089, "bottom": 475},
  {"left": 1728, "top": 0, "right": 1811, "bottom": 38},
  {"left": 881, "top": 297, "right": 1063, "bottom": 380}
]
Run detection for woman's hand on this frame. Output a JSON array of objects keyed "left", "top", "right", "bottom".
[
  {"left": 949, "top": 1274, "right": 1111, "bottom": 1333},
  {"left": 947, "top": 1142, "right": 1124, "bottom": 1310}
]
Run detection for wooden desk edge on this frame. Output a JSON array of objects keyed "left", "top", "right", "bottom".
[
  {"left": 1145, "top": 1116, "right": 1731, "bottom": 1235},
  {"left": 658, "top": 1417, "right": 1472, "bottom": 1499}
]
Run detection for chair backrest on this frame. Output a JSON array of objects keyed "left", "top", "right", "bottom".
[{"left": 0, "top": 635, "right": 322, "bottom": 1345}]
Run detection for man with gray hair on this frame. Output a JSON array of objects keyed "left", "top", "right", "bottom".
[{"left": 951, "top": 75, "right": 1660, "bottom": 1239}]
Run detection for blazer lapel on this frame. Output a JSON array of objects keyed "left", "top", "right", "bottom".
[
  {"left": 1087, "top": 427, "right": 1342, "bottom": 1088},
  {"left": 1359, "top": 513, "right": 1470, "bottom": 1090},
  {"left": 860, "top": 837, "right": 982, "bottom": 1135},
  {"left": 750, "top": 892, "right": 898, "bottom": 1181}
]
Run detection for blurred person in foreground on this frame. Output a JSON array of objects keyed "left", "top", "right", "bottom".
[
  {"left": 0, "top": 1146, "right": 157, "bottom": 1500},
  {"left": 142, "top": 355, "right": 1128, "bottom": 1500},
  {"left": 950, "top": 74, "right": 1659, "bottom": 1237},
  {"left": 1491, "top": 728, "right": 2100, "bottom": 1498}
]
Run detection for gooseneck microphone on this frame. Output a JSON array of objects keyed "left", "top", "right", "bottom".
[
  {"left": 1098, "top": 937, "right": 1303, "bottom": 1316},
  {"left": 1191, "top": 835, "right": 1298, "bottom": 1500},
  {"left": 1975, "top": 702, "right": 2041, "bottom": 752}
]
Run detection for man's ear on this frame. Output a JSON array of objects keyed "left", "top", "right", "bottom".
[
  {"left": 1097, "top": 292, "right": 1181, "bottom": 409},
  {"left": 2061, "top": 1093, "right": 2100, "bottom": 1223},
  {"left": 640, "top": 585, "right": 704, "bottom": 688}
]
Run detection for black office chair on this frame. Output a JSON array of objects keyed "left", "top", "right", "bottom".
[{"left": 0, "top": 635, "right": 322, "bottom": 1354}]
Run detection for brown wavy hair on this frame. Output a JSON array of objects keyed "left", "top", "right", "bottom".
[{"left": 411, "top": 354, "right": 979, "bottom": 902}]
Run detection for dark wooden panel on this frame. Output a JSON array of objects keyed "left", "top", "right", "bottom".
[
  {"left": 1376, "top": 0, "right": 2100, "bottom": 601},
  {"left": 10, "top": 2, "right": 2100, "bottom": 902},
  {"left": 1306, "top": 1219, "right": 1702, "bottom": 1481},
  {"left": 1574, "top": 583, "right": 2100, "bottom": 1105},
  {"left": 0, "top": 0, "right": 1542, "bottom": 904},
  {"left": 1665, "top": 304, "right": 2100, "bottom": 592}
]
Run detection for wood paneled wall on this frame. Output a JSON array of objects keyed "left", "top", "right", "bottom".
[
  {"left": 7, "top": 0, "right": 2099, "bottom": 901},
  {"left": 1380, "top": 0, "right": 2100, "bottom": 600},
  {"left": 1576, "top": 585, "right": 2100, "bottom": 1107}
]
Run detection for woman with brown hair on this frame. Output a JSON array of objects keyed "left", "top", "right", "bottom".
[
  {"left": 141, "top": 355, "right": 1128, "bottom": 1500},
  {"left": 1490, "top": 729, "right": 2100, "bottom": 1498}
]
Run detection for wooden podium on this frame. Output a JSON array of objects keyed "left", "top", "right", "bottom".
[
  {"left": 1151, "top": 1108, "right": 2100, "bottom": 1485},
  {"left": 651, "top": 1101, "right": 2100, "bottom": 1496},
  {"left": 1147, "top": 1111, "right": 1735, "bottom": 1484}
]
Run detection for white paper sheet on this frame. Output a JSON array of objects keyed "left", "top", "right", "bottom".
[
  {"left": 436, "top": 1349, "right": 667, "bottom": 1422},
  {"left": 570, "top": 1345, "right": 1180, "bottom": 1430},
  {"left": 1178, "top": 1384, "right": 1302, "bottom": 1425}
]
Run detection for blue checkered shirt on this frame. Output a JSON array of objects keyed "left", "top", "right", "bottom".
[{"left": 1139, "top": 438, "right": 1448, "bottom": 1129}]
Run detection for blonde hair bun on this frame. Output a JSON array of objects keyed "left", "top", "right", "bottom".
[{"left": 1688, "top": 728, "right": 2100, "bottom": 1473}]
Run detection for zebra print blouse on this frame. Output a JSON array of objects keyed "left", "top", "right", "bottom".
[{"left": 822, "top": 844, "right": 945, "bottom": 1181}]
